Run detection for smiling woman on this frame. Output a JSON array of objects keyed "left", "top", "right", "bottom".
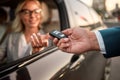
[{"left": 0, "top": 0, "right": 49, "bottom": 64}]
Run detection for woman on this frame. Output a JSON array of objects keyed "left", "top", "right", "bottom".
[{"left": 0, "top": 0, "right": 48, "bottom": 63}]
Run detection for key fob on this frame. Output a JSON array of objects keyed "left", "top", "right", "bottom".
[{"left": 49, "top": 30, "right": 67, "bottom": 40}]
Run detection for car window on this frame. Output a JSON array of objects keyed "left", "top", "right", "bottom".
[{"left": 41, "top": 1, "right": 60, "bottom": 33}]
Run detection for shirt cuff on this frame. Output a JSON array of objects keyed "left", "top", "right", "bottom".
[{"left": 94, "top": 31, "right": 106, "bottom": 54}]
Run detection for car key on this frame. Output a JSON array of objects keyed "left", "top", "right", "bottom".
[{"left": 49, "top": 30, "right": 67, "bottom": 40}]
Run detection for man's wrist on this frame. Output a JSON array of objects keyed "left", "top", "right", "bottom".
[{"left": 89, "top": 31, "right": 100, "bottom": 51}]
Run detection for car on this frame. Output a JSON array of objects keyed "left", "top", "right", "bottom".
[{"left": 0, "top": 0, "right": 107, "bottom": 80}]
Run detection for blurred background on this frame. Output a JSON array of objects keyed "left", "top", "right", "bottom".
[{"left": 80, "top": 0, "right": 120, "bottom": 27}]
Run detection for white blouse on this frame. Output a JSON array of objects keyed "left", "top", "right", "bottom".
[{"left": 18, "top": 34, "right": 32, "bottom": 58}]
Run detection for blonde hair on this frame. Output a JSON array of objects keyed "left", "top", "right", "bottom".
[{"left": 12, "top": 0, "right": 42, "bottom": 32}]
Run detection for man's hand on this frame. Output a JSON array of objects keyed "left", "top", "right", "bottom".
[{"left": 49, "top": 27, "right": 100, "bottom": 54}]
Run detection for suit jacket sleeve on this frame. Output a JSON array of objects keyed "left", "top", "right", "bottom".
[{"left": 99, "top": 27, "right": 120, "bottom": 58}]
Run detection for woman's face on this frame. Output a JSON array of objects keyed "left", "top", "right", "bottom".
[{"left": 20, "top": 1, "right": 42, "bottom": 29}]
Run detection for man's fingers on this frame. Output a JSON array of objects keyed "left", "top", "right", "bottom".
[
  {"left": 57, "top": 38, "right": 69, "bottom": 46},
  {"left": 62, "top": 28, "right": 72, "bottom": 36},
  {"left": 53, "top": 38, "right": 59, "bottom": 45}
]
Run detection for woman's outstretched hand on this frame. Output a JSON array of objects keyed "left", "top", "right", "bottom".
[{"left": 31, "top": 33, "right": 49, "bottom": 53}]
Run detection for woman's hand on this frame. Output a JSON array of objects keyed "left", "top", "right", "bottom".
[{"left": 31, "top": 33, "right": 49, "bottom": 53}]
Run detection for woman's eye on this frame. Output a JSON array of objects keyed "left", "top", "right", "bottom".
[{"left": 24, "top": 11, "right": 30, "bottom": 14}]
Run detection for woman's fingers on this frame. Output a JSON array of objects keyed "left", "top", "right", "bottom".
[
  {"left": 31, "top": 33, "right": 43, "bottom": 47},
  {"left": 37, "top": 33, "right": 43, "bottom": 46},
  {"left": 31, "top": 33, "right": 49, "bottom": 53}
]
